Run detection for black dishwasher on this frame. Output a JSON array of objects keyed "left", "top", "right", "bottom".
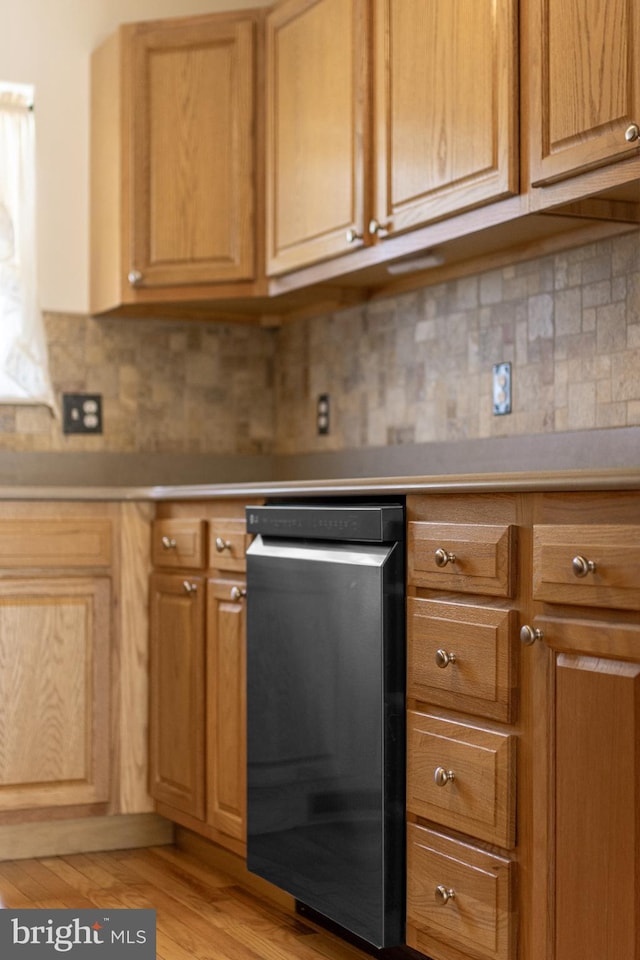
[{"left": 245, "top": 501, "right": 405, "bottom": 950}]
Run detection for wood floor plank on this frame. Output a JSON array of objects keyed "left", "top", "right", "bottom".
[
  {"left": 0, "top": 845, "right": 378, "bottom": 960},
  {"left": 0, "top": 861, "right": 52, "bottom": 901}
]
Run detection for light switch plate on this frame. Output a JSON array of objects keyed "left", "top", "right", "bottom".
[
  {"left": 492, "top": 363, "right": 511, "bottom": 416},
  {"left": 317, "top": 393, "right": 330, "bottom": 435}
]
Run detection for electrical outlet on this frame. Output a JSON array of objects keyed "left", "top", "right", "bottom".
[
  {"left": 62, "top": 393, "right": 103, "bottom": 434},
  {"left": 492, "top": 363, "right": 512, "bottom": 415},
  {"left": 317, "top": 393, "right": 330, "bottom": 435}
]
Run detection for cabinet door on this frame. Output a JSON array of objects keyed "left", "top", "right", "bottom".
[
  {"left": 372, "top": 0, "right": 518, "bottom": 236},
  {"left": 0, "top": 578, "right": 110, "bottom": 812},
  {"left": 528, "top": 0, "right": 640, "bottom": 185},
  {"left": 529, "top": 617, "right": 640, "bottom": 960},
  {"left": 206, "top": 577, "right": 246, "bottom": 842},
  {"left": 129, "top": 15, "right": 257, "bottom": 287},
  {"left": 149, "top": 573, "right": 205, "bottom": 820},
  {"left": 266, "top": 0, "right": 369, "bottom": 275}
]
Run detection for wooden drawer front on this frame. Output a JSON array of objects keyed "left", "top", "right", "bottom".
[
  {"left": 533, "top": 524, "right": 640, "bottom": 610},
  {"left": 532, "top": 613, "right": 640, "bottom": 662},
  {"left": 407, "top": 824, "right": 513, "bottom": 960},
  {"left": 208, "top": 519, "right": 249, "bottom": 573},
  {"left": 408, "top": 522, "right": 514, "bottom": 597},
  {"left": 408, "top": 598, "right": 516, "bottom": 723},
  {"left": 152, "top": 519, "right": 206, "bottom": 570},
  {"left": 0, "top": 520, "right": 112, "bottom": 568},
  {"left": 407, "top": 711, "right": 516, "bottom": 848}
]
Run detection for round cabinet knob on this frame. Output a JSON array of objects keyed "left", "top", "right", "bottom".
[
  {"left": 434, "top": 766, "right": 455, "bottom": 787},
  {"left": 520, "top": 624, "right": 544, "bottom": 645},
  {"left": 434, "top": 547, "right": 456, "bottom": 568},
  {"left": 572, "top": 554, "right": 597, "bottom": 577},
  {"left": 435, "top": 649, "right": 456, "bottom": 669},
  {"left": 161, "top": 536, "right": 177, "bottom": 551},
  {"left": 345, "top": 227, "right": 363, "bottom": 244},
  {"left": 435, "top": 884, "right": 456, "bottom": 905},
  {"left": 368, "top": 218, "right": 391, "bottom": 237},
  {"left": 215, "top": 536, "right": 232, "bottom": 553},
  {"left": 230, "top": 585, "right": 247, "bottom": 602},
  {"left": 128, "top": 269, "right": 143, "bottom": 286},
  {"left": 182, "top": 580, "right": 198, "bottom": 596},
  {"left": 625, "top": 123, "right": 640, "bottom": 143}
]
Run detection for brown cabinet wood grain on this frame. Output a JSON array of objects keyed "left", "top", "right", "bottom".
[
  {"left": 526, "top": 505, "right": 640, "bottom": 960},
  {"left": 266, "top": 0, "right": 519, "bottom": 278},
  {"left": 90, "top": 9, "right": 264, "bottom": 315},
  {"left": 148, "top": 572, "right": 206, "bottom": 821},
  {"left": 408, "top": 520, "right": 515, "bottom": 597},
  {"left": 527, "top": 0, "right": 640, "bottom": 187},
  {"left": 407, "top": 710, "right": 516, "bottom": 849},
  {"left": 206, "top": 577, "right": 247, "bottom": 841},
  {"left": 406, "top": 823, "right": 514, "bottom": 960},
  {"left": 0, "top": 577, "right": 111, "bottom": 812},
  {"left": 265, "top": 0, "right": 369, "bottom": 274},
  {"left": 149, "top": 499, "right": 258, "bottom": 856},
  {"left": 408, "top": 598, "right": 517, "bottom": 722},
  {"left": 532, "top": 522, "right": 640, "bottom": 610},
  {"left": 372, "top": 0, "right": 519, "bottom": 237}
]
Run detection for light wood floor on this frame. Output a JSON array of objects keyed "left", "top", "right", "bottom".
[{"left": 0, "top": 844, "right": 380, "bottom": 960}]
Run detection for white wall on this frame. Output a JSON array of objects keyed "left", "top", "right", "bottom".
[{"left": 1, "top": 0, "right": 269, "bottom": 314}]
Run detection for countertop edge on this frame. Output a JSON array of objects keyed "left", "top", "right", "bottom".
[{"left": 2, "top": 466, "right": 640, "bottom": 501}]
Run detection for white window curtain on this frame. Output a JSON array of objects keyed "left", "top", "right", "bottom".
[{"left": 0, "top": 85, "right": 55, "bottom": 410}]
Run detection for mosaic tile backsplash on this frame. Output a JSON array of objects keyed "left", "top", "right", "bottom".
[{"left": 1, "top": 229, "right": 639, "bottom": 456}]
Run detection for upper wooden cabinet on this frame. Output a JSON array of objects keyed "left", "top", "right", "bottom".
[
  {"left": 90, "top": 9, "right": 264, "bottom": 315},
  {"left": 372, "top": 0, "right": 519, "bottom": 238},
  {"left": 526, "top": 0, "right": 640, "bottom": 187},
  {"left": 265, "top": 0, "right": 369, "bottom": 275},
  {"left": 266, "top": 0, "right": 519, "bottom": 277}
]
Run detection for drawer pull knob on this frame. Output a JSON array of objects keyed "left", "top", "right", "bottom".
[
  {"left": 520, "top": 624, "right": 544, "bottom": 645},
  {"left": 183, "top": 581, "right": 198, "bottom": 596},
  {"left": 434, "top": 766, "right": 455, "bottom": 787},
  {"left": 230, "top": 585, "right": 246, "bottom": 602},
  {"left": 215, "top": 537, "right": 232, "bottom": 553},
  {"left": 572, "top": 554, "right": 596, "bottom": 577},
  {"left": 434, "top": 547, "right": 456, "bottom": 567},
  {"left": 625, "top": 123, "right": 639, "bottom": 143},
  {"left": 435, "top": 649, "right": 456, "bottom": 669},
  {"left": 435, "top": 884, "right": 456, "bottom": 905},
  {"left": 161, "top": 536, "right": 177, "bottom": 550}
]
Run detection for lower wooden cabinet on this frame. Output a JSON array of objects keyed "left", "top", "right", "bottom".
[
  {"left": 525, "top": 507, "right": 640, "bottom": 960},
  {"left": 406, "top": 492, "right": 640, "bottom": 960},
  {"left": 206, "top": 577, "right": 247, "bottom": 841},
  {"left": 0, "top": 576, "right": 111, "bottom": 811},
  {"left": 149, "top": 502, "right": 255, "bottom": 855},
  {"left": 149, "top": 572, "right": 206, "bottom": 820}
]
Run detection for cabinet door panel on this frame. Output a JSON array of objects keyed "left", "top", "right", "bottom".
[
  {"left": 554, "top": 654, "right": 640, "bottom": 960},
  {"left": 529, "top": 0, "right": 640, "bottom": 184},
  {"left": 0, "top": 578, "right": 110, "bottom": 810},
  {"left": 266, "top": 0, "right": 368, "bottom": 274},
  {"left": 149, "top": 573, "right": 205, "bottom": 820},
  {"left": 374, "top": 0, "right": 518, "bottom": 234},
  {"left": 131, "top": 17, "right": 256, "bottom": 285},
  {"left": 207, "top": 578, "right": 246, "bottom": 841}
]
